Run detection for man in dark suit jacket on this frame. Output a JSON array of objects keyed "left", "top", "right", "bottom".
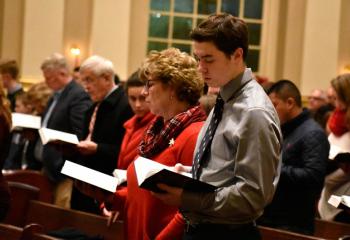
[
  {"left": 40, "top": 53, "right": 92, "bottom": 208},
  {"left": 71, "top": 55, "right": 133, "bottom": 213}
]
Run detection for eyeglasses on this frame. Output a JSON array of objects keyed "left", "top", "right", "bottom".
[{"left": 308, "top": 96, "right": 325, "bottom": 101}]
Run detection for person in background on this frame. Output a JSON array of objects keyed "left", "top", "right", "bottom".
[
  {"left": 101, "top": 70, "right": 155, "bottom": 219},
  {"left": 0, "top": 59, "right": 23, "bottom": 111},
  {"left": 327, "top": 86, "right": 337, "bottom": 108},
  {"left": 318, "top": 73, "right": 350, "bottom": 223},
  {"left": 21, "top": 82, "right": 53, "bottom": 170},
  {"left": 308, "top": 89, "right": 327, "bottom": 114},
  {"left": 39, "top": 53, "right": 92, "bottom": 208},
  {"left": 0, "top": 80, "right": 11, "bottom": 220},
  {"left": 3, "top": 92, "right": 34, "bottom": 170},
  {"left": 70, "top": 55, "right": 133, "bottom": 214},
  {"left": 117, "top": 70, "right": 155, "bottom": 170},
  {"left": 258, "top": 80, "right": 329, "bottom": 235},
  {"left": 308, "top": 88, "right": 334, "bottom": 130},
  {"left": 72, "top": 66, "right": 83, "bottom": 87},
  {"left": 153, "top": 14, "right": 282, "bottom": 240}
]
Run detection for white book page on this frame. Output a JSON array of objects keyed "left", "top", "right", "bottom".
[
  {"left": 39, "top": 127, "right": 79, "bottom": 145},
  {"left": 112, "top": 169, "right": 127, "bottom": 185},
  {"left": 328, "top": 132, "right": 350, "bottom": 159},
  {"left": 12, "top": 113, "right": 41, "bottom": 130},
  {"left": 342, "top": 195, "right": 350, "bottom": 208},
  {"left": 134, "top": 157, "right": 174, "bottom": 186},
  {"left": 61, "top": 160, "right": 118, "bottom": 192},
  {"left": 134, "top": 157, "right": 193, "bottom": 186},
  {"left": 328, "top": 195, "right": 342, "bottom": 208}
]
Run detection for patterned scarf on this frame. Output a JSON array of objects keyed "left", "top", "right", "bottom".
[
  {"left": 328, "top": 108, "right": 349, "bottom": 136},
  {"left": 139, "top": 105, "right": 206, "bottom": 158}
]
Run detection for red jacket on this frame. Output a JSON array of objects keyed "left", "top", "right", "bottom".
[
  {"left": 113, "top": 121, "right": 203, "bottom": 240},
  {"left": 117, "top": 112, "right": 155, "bottom": 170}
]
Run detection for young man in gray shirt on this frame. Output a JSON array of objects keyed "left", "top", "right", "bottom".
[{"left": 154, "top": 13, "right": 282, "bottom": 239}]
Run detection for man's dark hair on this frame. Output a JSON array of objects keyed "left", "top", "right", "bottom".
[
  {"left": 0, "top": 59, "right": 19, "bottom": 80},
  {"left": 124, "top": 70, "right": 144, "bottom": 92},
  {"left": 267, "top": 79, "right": 302, "bottom": 107},
  {"left": 190, "top": 13, "right": 248, "bottom": 60}
]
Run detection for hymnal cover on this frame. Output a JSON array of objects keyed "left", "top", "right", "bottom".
[
  {"left": 134, "top": 157, "right": 216, "bottom": 193},
  {"left": 61, "top": 160, "right": 118, "bottom": 193},
  {"left": 39, "top": 127, "right": 79, "bottom": 145},
  {"left": 11, "top": 113, "right": 41, "bottom": 131}
]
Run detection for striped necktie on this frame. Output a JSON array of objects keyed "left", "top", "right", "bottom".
[
  {"left": 86, "top": 103, "right": 100, "bottom": 141},
  {"left": 192, "top": 95, "right": 224, "bottom": 179}
]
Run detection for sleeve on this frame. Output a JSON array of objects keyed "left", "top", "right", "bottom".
[
  {"left": 95, "top": 102, "right": 134, "bottom": 167},
  {"left": 155, "top": 212, "right": 185, "bottom": 240},
  {"left": 69, "top": 90, "right": 92, "bottom": 140},
  {"left": 182, "top": 109, "right": 282, "bottom": 221},
  {"left": 106, "top": 186, "right": 128, "bottom": 213},
  {"left": 280, "top": 129, "right": 329, "bottom": 189}
]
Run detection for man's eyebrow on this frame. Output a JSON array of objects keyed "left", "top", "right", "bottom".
[{"left": 193, "top": 54, "right": 213, "bottom": 59}]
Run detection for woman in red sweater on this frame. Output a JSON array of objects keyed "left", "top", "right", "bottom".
[
  {"left": 117, "top": 71, "right": 155, "bottom": 170},
  {"left": 120, "top": 48, "right": 206, "bottom": 239},
  {"left": 81, "top": 48, "right": 206, "bottom": 239}
]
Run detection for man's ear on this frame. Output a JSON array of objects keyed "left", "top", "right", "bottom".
[
  {"left": 286, "top": 97, "right": 296, "bottom": 109},
  {"left": 232, "top": 48, "right": 243, "bottom": 60}
]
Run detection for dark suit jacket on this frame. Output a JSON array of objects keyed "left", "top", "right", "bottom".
[
  {"left": 79, "top": 86, "right": 133, "bottom": 175},
  {"left": 42, "top": 80, "right": 92, "bottom": 182}
]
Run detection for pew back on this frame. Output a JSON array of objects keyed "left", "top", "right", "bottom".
[
  {"left": 25, "top": 200, "right": 124, "bottom": 240},
  {"left": 3, "top": 170, "right": 54, "bottom": 203},
  {"left": 314, "top": 218, "right": 350, "bottom": 240},
  {"left": 3, "top": 181, "right": 40, "bottom": 227},
  {"left": 259, "top": 226, "right": 329, "bottom": 240}
]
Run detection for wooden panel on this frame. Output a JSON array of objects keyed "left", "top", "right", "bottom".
[{"left": 25, "top": 200, "right": 124, "bottom": 240}]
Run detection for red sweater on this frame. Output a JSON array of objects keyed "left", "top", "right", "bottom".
[
  {"left": 112, "top": 121, "right": 203, "bottom": 240},
  {"left": 117, "top": 112, "right": 155, "bottom": 170}
]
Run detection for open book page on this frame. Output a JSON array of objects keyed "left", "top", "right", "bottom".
[
  {"left": 61, "top": 160, "right": 118, "bottom": 193},
  {"left": 11, "top": 113, "right": 41, "bottom": 131},
  {"left": 134, "top": 156, "right": 216, "bottom": 193},
  {"left": 39, "top": 127, "right": 79, "bottom": 145},
  {"left": 328, "top": 194, "right": 350, "bottom": 208},
  {"left": 328, "top": 132, "right": 350, "bottom": 160},
  {"left": 112, "top": 169, "right": 127, "bottom": 185}
]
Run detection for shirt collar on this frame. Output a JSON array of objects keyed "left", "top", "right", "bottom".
[{"left": 220, "top": 68, "right": 254, "bottom": 102}]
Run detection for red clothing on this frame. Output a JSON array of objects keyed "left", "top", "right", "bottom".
[
  {"left": 117, "top": 112, "right": 155, "bottom": 170},
  {"left": 327, "top": 108, "right": 349, "bottom": 136},
  {"left": 113, "top": 121, "right": 203, "bottom": 240}
]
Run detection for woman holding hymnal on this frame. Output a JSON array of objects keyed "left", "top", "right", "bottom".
[{"left": 77, "top": 48, "right": 207, "bottom": 239}]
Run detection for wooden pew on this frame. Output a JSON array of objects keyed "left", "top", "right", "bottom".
[
  {"left": 3, "top": 170, "right": 54, "bottom": 203},
  {"left": 0, "top": 223, "right": 58, "bottom": 240},
  {"left": 25, "top": 200, "right": 124, "bottom": 240},
  {"left": 3, "top": 181, "right": 40, "bottom": 227},
  {"left": 259, "top": 225, "right": 329, "bottom": 240},
  {"left": 314, "top": 218, "right": 350, "bottom": 240}
]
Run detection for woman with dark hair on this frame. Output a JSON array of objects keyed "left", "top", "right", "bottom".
[{"left": 0, "top": 80, "right": 12, "bottom": 220}]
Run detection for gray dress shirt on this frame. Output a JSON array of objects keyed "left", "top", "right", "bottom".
[{"left": 181, "top": 68, "right": 282, "bottom": 225}]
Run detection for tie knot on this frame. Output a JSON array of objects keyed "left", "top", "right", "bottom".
[{"left": 214, "top": 95, "right": 224, "bottom": 113}]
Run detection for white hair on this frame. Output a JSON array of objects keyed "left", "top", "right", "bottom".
[{"left": 80, "top": 55, "right": 115, "bottom": 78}]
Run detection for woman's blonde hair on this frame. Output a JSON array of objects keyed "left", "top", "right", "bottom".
[
  {"left": 139, "top": 48, "right": 203, "bottom": 106},
  {"left": 26, "top": 82, "right": 53, "bottom": 115}
]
